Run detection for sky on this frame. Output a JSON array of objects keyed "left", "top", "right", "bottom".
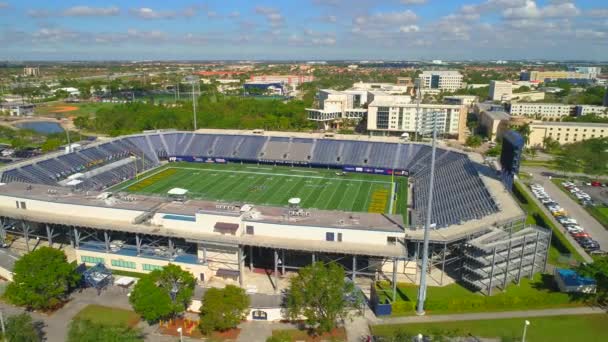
[{"left": 0, "top": 0, "right": 607, "bottom": 61}]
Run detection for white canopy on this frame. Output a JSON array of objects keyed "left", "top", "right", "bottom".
[{"left": 168, "top": 188, "right": 189, "bottom": 196}]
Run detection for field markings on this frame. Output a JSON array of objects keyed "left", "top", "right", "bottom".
[{"left": 167, "top": 166, "right": 392, "bottom": 184}]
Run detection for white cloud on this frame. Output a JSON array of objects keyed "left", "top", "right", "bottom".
[
  {"left": 503, "top": 1, "right": 580, "bottom": 19},
  {"left": 354, "top": 10, "right": 417, "bottom": 26},
  {"left": 129, "top": 7, "right": 177, "bottom": 19},
  {"left": 401, "top": 0, "right": 427, "bottom": 4},
  {"left": 27, "top": 9, "right": 51, "bottom": 18},
  {"left": 63, "top": 6, "right": 119, "bottom": 17},
  {"left": 399, "top": 25, "right": 420, "bottom": 33},
  {"left": 255, "top": 6, "right": 284, "bottom": 27}
]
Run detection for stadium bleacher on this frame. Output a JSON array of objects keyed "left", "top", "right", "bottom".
[{"left": 0, "top": 132, "right": 499, "bottom": 228}]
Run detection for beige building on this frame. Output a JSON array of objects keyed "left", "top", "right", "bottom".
[
  {"left": 23, "top": 67, "right": 39, "bottom": 77},
  {"left": 575, "top": 105, "right": 608, "bottom": 117},
  {"left": 489, "top": 81, "right": 512, "bottom": 101},
  {"left": 528, "top": 122, "right": 608, "bottom": 147},
  {"left": 509, "top": 103, "right": 574, "bottom": 119},
  {"left": 479, "top": 109, "right": 511, "bottom": 142},
  {"left": 443, "top": 95, "right": 478, "bottom": 107},
  {"left": 521, "top": 70, "right": 590, "bottom": 82}
]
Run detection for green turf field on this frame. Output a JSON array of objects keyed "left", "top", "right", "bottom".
[{"left": 114, "top": 162, "right": 408, "bottom": 216}]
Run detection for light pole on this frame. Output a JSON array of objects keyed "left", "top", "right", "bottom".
[
  {"left": 0, "top": 310, "right": 6, "bottom": 336},
  {"left": 416, "top": 111, "right": 439, "bottom": 316},
  {"left": 191, "top": 78, "right": 198, "bottom": 131},
  {"left": 177, "top": 326, "right": 183, "bottom": 342},
  {"left": 522, "top": 320, "right": 530, "bottom": 342}
]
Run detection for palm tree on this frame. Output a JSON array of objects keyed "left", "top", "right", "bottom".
[{"left": 514, "top": 123, "right": 531, "bottom": 145}]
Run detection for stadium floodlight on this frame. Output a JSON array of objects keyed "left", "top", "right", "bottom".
[
  {"left": 416, "top": 111, "right": 439, "bottom": 316},
  {"left": 189, "top": 76, "right": 199, "bottom": 131}
]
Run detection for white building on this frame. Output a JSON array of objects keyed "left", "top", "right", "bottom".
[
  {"left": 57, "top": 87, "right": 80, "bottom": 97},
  {"left": 306, "top": 89, "right": 374, "bottom": 129},
  {"left": 511, "top": 91, "right": 546, "bottom": 102},
  {"left": 23, "top": 67, "right": 39, "bottom": 77},
  {"left": 0, "top": 102, "right": 35, "bottom": 116},
  {"left": 489, "top": 81, "right": 512, "bottom": 101},
  {"left": 417, "top": 71, "right": 463, "bottom": 91},
  {"left": 573, "top": 66, "right": 602, "bottom": 79},
  {"left": 575, "top": 105, "right": 608, "bottom": 117},
  {"left": 350, "top": 81, "right": 410, "bottom": 95},
  {"left": 367, "top": 99, "right": 466, "bottom": 140},
  {"left": 509, "top": 103, "right": 574, "bottom": 119}
]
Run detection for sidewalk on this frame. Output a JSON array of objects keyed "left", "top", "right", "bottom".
[{"left": 373, "top": 306, "right": 605, "bottom": 325}]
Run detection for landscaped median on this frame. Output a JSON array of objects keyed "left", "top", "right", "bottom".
[
  {"left": 370, "top": 314, "right": 608, "bottom": 342},
  {"left": 373, "top": 273, "right": 585, "bottom": 317}
]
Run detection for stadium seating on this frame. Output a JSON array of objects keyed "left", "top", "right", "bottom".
[{"left": 0, "top": 131, "right": 499, "bottom": 228}]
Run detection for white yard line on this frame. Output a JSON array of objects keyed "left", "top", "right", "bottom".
[
  {"left": 388, "top": 181, "right": 396, "bottom": 214},
  {"left": 169, "top": 166, "right": 392, "bottom": 184}
]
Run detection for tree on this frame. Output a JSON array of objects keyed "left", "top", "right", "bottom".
[
  {"left": 542, "top": 137, "right": 560, "bottom": 153},
  {"left": 286, "top": 262, "right": 362, "bottom": 334},
  {"left": 553, "top": 152, "right": 580, "bottom": 177},
  {"left": 4, "top": 313, "right": 42, "bottom": 342},
  {"left": 67, "top": 319, "right": 142, "bottom": 342},
  {"left": 198, "top": 285, "right": 250, "bottom": 334},
  {"left": 576, "top": 256, "right": 608, "bottom": 306},
  {"left": 129, "top": 264, "right": 196, "bottom": 322},
  {"left": 4, "top": 247, "right": 79, "bottom": 310},
  {"left": 465, "top": 135, "right": 482, "bottom": 147},
  {"left": 41, "top": 137, "right": 62, "bottom": 152}
]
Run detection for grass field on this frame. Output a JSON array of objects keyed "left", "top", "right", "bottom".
[
  {"left": 375, "top": 273, "right": 585, "bottom": 316},
  {"left": 115, "top": 162, "right": 408, "bottom": 217},
  {"left": 73, "top": 304, "right": 140, "bottom": 327},
  {"left": 371, "top": 314, "right": 608, "bottom": 342}
]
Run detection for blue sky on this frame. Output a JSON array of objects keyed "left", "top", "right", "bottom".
[{"left": 0, "top": 1, "right": 607, "bottom": 60}]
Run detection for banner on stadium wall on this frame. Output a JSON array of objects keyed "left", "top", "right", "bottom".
[
  {"left": 258, "top": 159, "right": 309, "bottom": 166},
  {"left": 168, "top": 156, "right": 228, "bottom": 164},
  {"left": 343, "top": 166, "right": 409, "bottom": 177}
]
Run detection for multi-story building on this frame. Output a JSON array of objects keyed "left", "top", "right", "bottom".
[
  {"left": 478, "top": 105, "right": 511, "bottom": 142},
  {"left": 528, "top": 122, "right": 608, "bottom": 147},
  {"left": 417, "top": 71, "right": 463, "bottom": 92},
  {"left": 350, "top": 81, "right": 410, "bottom": 95},
  {"left": 575, "top": 105, "right": 608, "bottom": 117},
  {"left": 520, "top": 70, "right": 590, "bottom": 82},
  {"left": 306, "top": 89, "right": 378, "bottom": 129},
  {"left": 489, "top": 80, "right": 512, "bottom": 101},
  {"left": 249, "top": 75, "right": 314, "bottom": 88},
  {"left": 571, "top": 66, "right": 602, "bottom": 79},
  {"left": 23, "top": 67, "right": 39, "bottom": 77},
  {"left": 367, "top": 99, "right": 466, "bottom": 141},
  {"left": 509, "top": 103, "right": 575, "bottom": 119}
]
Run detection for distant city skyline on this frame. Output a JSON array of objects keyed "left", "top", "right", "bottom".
[{"left": 0, "top": 0, "right": 607, "bottom": 60}]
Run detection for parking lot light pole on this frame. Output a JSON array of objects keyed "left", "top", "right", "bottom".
[{"left": 177, "top": 327, "right": 183, "bottom": 342}]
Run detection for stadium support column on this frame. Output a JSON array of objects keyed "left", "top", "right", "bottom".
[
  {"left": 281, "top": 250, "right": 285, "bottom": 275},
  {"left": 488, "top": 247, "right": 497, "bottom": 296},
  {"left": 104, "top": 231, "right": 110, "bottom": 253},
  {"left": 0, "top": 223, "right": 5, "bottom": 246},
  {"left": 168, "top": 239, "right": 175, "bottom": 260},
  {"left": 135, "top": 234, "right": 141, "bottom": 256},
  {"left": 274, "top": 250, "right": 279, "bottom": 293},
  {"left": 249, "top": 246, "right": 253, "bottom": 270},
  {"left": 312, "top": 252, "right": 316, "bottom": 264},
  {"left": 502, "top": 240, "right": 513, "bottom": 289},
  {"left": 516, "top": 236, "right": 527, "bottom": 285},
  {"left": 543, "top": 232, "right": 552, "bottom": 273},
  {"left": 392, "top": 257, "right": 398, "bottom": 302},
  {"left": 352, "top": 255, "right": 357, "bottom": 282},
  {"left": 416, "top": 111, "right": 438, "bottom": 316},
  {"left": 73, "top": 228, "right": 80, "bottom": 249},
  {"left": 21, "top": 221, "right": 30, "bottom": 252},
  {"left": 45, "top": 225, "right": 54, "bottom": 247},
  {"left": 529, "top": 232, "right": 540, "bottom": 278},
  {"left": 440, "top": 242, "right": 447, "bottom": 286},
  {"left": 238, "top": 246, "right": 244, "bottom": 287}
]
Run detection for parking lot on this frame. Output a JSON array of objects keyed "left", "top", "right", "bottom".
[{"left": 528, "top": 179, "right": 608, "bottom": 255}]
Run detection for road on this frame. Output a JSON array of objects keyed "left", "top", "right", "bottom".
[{"left": 523, "top": 167, "right": 608, "bottom": 252}]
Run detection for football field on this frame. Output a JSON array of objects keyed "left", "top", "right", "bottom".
[{"left": 114, "top": 162, "right": 408, "bottom": 215}]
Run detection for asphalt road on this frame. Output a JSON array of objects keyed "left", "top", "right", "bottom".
[{"left": 524, "top": 167, "right": 608, "bottom": 252}]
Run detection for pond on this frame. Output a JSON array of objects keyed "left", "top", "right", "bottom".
[{"left": 15, "top": 121, "right": 64, "bottom": 134}]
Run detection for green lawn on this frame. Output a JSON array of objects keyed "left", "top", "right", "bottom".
[
  {"left": 114, "top": 162, "right": 408, "bottom": 216},
  {"left": 371, "top": 314, "right": 608, "bottom": 342},
  {"left": 73, "top": 304, "right": 140, "bottom": 327},
  {"left": 375, "top": 273, "right": 585, "bottom": 316}
]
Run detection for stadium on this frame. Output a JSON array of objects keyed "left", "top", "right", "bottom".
[{"left": 0, "top": 129, "right": 550, "bottom": 298}]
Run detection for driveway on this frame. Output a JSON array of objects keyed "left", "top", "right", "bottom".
[{"left": 523, "top": 167, "right": 608, "bottom": 252}]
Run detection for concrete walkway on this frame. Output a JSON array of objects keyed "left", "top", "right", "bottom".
[{"left": 373, "top": 306, "right": 605, "bottom": 325}]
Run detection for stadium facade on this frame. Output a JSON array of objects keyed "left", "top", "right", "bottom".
[{"left": 0, "top": 129, "right": 545, "bottom": 295}]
